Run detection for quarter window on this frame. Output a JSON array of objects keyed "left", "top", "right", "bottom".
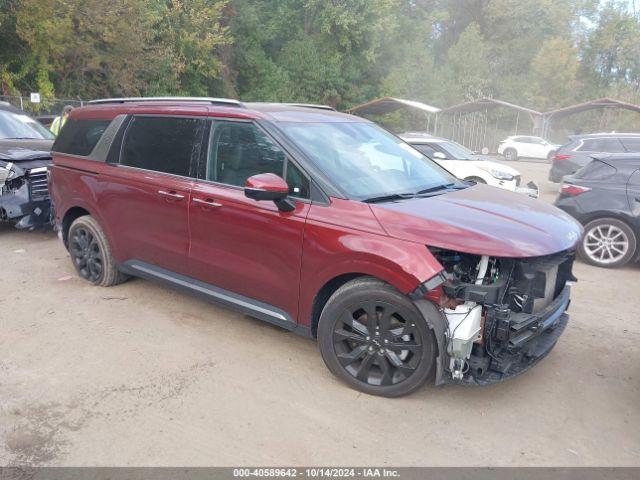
[
  {"left": 621, "top": 138, "right": 640, "bottom": 152},
  {"left": 52, "top": 119, "right": 111, "bottom": 156},
  {"left": 574, "top": 160, "right": 617, "bottom": 180},
  {"left": 578, "top": 138, "right": 625, "bottom": 153},
  {"left": 120, "top": 116, "right": 202, "bottom": 176},
  {"left": 286, "top": 162, "right": 310, "bottom": 199}
]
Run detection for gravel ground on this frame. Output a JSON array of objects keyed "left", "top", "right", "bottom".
[{"left": 1, "top": 159, "right": 639, "bottom": 466}]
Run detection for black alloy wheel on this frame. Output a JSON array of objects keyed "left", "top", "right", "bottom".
[
  {"left": 332, "top": 301, "right": 423, "bottom": 386},
  {"left": 67, "top": 215, "right": 127, "bottom": 286},
  {"left": 69, "top": 226, "right": 104, "bottom": 282},
  {"left": 318, "top": 277, "right": 436, "bottom": 397}
]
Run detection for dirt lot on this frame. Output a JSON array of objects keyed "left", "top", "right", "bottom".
[{"left": 1, "top": 160, "right": 639, "bottom": 466}]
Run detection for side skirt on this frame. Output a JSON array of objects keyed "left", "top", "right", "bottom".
[{"left": 119, "top": 260, "right": 313, "bottom": 338}]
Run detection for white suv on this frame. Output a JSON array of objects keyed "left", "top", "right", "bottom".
[{"left": 498, "top": 136, "right": 559, "bottom": 161}]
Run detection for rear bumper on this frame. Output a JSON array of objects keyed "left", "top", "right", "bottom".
[{"left": 448, "top": 286, "right": 571, "bottom": 386}]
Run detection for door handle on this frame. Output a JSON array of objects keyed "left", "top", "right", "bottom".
[
  {"left": 192, "top": 197, "right": 222, "bottom": 208},
  {"left": 158, "top": 190, "right": 185, "bottom": 200}
]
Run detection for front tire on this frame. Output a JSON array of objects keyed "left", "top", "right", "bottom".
[
  {"left": 68, "top": 215, "right": 127, "bottom": 286},
  {"left": 578, "top": 218, "right": 637, "bottom": 268},
  {"left": 318, "top": 277, "right": 436, "bottom": 397},
  {"left": 504, "top": 148, "right": 518, "bottom": 161}
]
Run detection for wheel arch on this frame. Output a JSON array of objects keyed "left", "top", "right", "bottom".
[
  {"left": 464, "top": 175, "right": 488, "bottom": 184},
  {"left": 301, "top": 242, "right": 443, "bottom": 335},
  {"left": 310, "top": 273, "right": 368, "bottom": 338},
  {"left": 59, "top": 203, "right": 117, "bottom": 254},
  {"left": 61, "top": 206, "right": 92, "bottom": 249},
  {"left": 578, "top": 210, "right": 637, "bottom": 233}
]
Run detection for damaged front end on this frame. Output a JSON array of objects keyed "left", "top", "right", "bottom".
[
  {"left": 0, "top": 159, "right": 52, "bottom": 230},
  {"left": 421, "top": 247, "right": 576, "bottom": 385}
]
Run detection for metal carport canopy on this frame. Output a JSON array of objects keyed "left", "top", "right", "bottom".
[
  {"left": 347, "top": 97, "right": 441, "bottom": 115},
  {"left": 438, "top": 98, "right": 541, "bottom": 116},
  {"left": 543, "top": 97, "right": 640, "bottom": 120}
]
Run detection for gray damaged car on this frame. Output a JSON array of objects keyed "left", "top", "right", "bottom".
[{"left": 0, "top": 103, "right": 55, "bottom": 229}]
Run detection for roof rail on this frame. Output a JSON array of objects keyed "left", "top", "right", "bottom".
[
  {"left": 88, "top": 97, "right": 244, "bottom": 108},
  {"left": 284, "top": 103, "right": 336, "bottom": 111}
]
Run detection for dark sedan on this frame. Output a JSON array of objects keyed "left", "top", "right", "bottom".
[
  {"left": 0, "top": 102, "right": 54, "bottom": 229},
  {"left": 554, "top": 154, "right": 640, "bottom": 268}
]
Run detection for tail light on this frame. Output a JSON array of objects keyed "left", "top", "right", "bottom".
[
  {"left": 554, "top": 153, "right": 572, "bottom": 162},
  {"left": 561, "top": 183, "right": 591, "bottom": 196}
]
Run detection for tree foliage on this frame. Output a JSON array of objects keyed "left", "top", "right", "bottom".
[{"left": 1, "top": 0, "right": 640, "bottom": 111}]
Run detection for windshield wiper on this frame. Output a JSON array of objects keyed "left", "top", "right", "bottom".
[
  {"left": 415, "top": 183, "right": 460, "bottom": 195},
  {"left": 362, "top": 193, "right": 416, "bottom": 203}
]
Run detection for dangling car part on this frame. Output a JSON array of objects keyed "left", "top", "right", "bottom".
[{"left": 420, "top": 247, "right": 577, "bottom": 385}]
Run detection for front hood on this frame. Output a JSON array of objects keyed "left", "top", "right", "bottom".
[
  {"left": 0, "top": 139, "right": 53, "bottom": 161},
  {"left": 370, "top": 184, "right": 582, "bottom": 258}
]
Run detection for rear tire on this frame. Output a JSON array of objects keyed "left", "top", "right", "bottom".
[
  {"left": 68, "top": 215, "right": 128, "bottom": 286},
  {"left": 504, "top": 148, "right": 518, "bottom": 161},
  {"left": 317, "top": 277, "right": 436, "bottom": 397},
  {"left": 578, "top": 218, "right": 636, "bottom": 268}
]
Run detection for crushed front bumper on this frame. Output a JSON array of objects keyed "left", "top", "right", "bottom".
[
  {"left": 1, "top": 164, "right": 52, "bottom": 230},
  {"left": 449, "top": 286, "right": 571, "bottom": 386}
]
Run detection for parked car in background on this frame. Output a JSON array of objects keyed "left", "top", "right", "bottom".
[
  {"left": 0, "top": 101, "right": 54, "bottom": 229},
  {"left": 555, "top": 154, "right": 640, "bottom": 268},
  {"left": 549, "top": 133, "right": 640, "bottom": 183},
  {"left": 50, "top": 98, "right": 581, "bottom": 397},
  {"left": 400, "top": 133, "right": 538, "bottom": 196},
  {"left": 498, "top": 135, "right": 559, "bottom": 162},
  {"left": 35, "top": 114, "right": 57, "bottom": 129}
]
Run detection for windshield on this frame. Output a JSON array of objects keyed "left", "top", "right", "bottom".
[
  {"left": 0, "top": 110, "right": 55, "bottom": 140},
  {"left": 278, "top": 122, "right": 458, "bottom": 200},
  {"left": 439, "top": 141, "right": 477, "bottom": 160}
]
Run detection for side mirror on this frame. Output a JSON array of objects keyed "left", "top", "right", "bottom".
[
  {"left": 433, "top": 151, "right": 447, "bottom": 160},
  {"left": 244, "top": 173, "right": 295, "bottom": 212}
]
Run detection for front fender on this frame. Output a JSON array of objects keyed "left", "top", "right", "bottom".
[{"left": 298, "top": 218, "right": 443, "bottom": 328}]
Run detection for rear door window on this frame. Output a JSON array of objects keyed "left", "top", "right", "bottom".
[
  {"left": 52, "top": 119, "right": 111, "bottom": 156},
  {"left": 120, "top": 116, "right": 203, "bottom": 177},
  {"left": 577, "top": 138, "right": 625, "bottom": 153}
]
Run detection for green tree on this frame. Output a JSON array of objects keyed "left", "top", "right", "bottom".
[
  {"left": 528, "top": 37, "right": 580, "bottom": 109},
  {"left": 580, "top": 2, "right": 640, "bottom": 94}
]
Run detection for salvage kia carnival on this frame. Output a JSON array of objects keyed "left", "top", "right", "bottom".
[{"left": 49, "top": 98, "right": 582, "bottom": 397}]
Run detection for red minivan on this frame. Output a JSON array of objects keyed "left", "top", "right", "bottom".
[{"left": 49, "top": 98, "right": 582, "bottom": 397}]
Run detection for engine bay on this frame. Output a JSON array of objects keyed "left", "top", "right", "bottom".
[{"left": 427, "top": 247, "right": 577, "bottom": 383}]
